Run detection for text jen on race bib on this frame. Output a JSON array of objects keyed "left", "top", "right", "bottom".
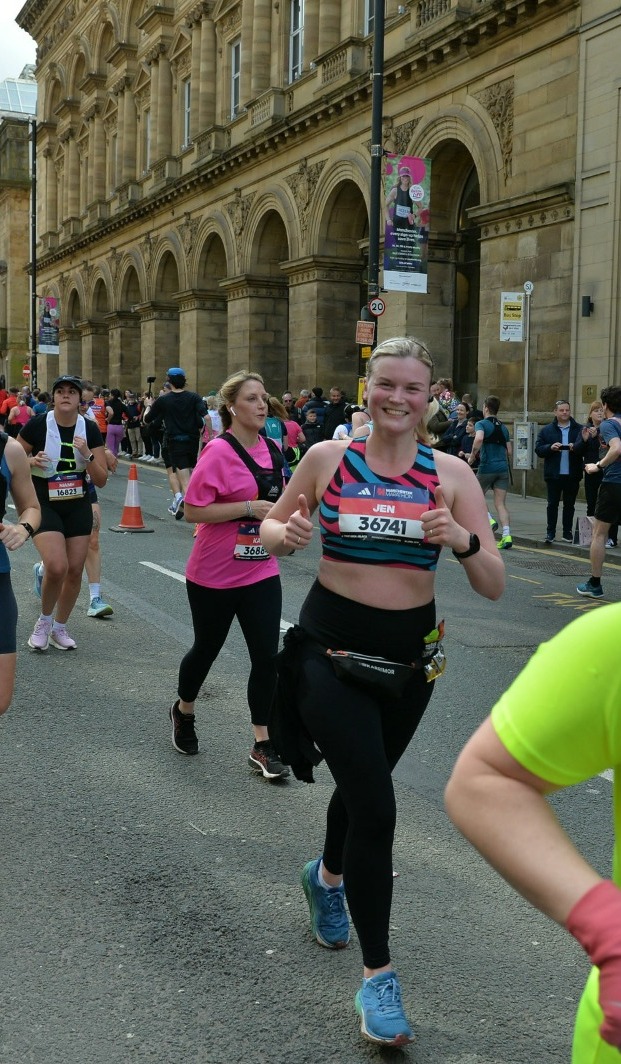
[{"left": 338, "top": 482, "right": 432, "bottom": 543}]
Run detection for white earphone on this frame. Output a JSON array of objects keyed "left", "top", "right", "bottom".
[{"left": 230, "top": 407, "right": 236, "bottom": 416}]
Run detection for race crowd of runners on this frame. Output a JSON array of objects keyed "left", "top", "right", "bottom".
[{"left": 1, "top": 347, "right": 621, "bottom": 1058}]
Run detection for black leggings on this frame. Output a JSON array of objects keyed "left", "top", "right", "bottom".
[
  {"left": 178, "top": 575, "right": 282, "bottom": 726},
  {"left": 298, "top": 581, "right": 436, "bottom": 969}
]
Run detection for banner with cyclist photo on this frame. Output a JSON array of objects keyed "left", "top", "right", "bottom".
[
  {"left": 383, "top": 155, "right": 431, "bottom": 293},
  {"left": 38, "top": 296, "right": 60, "bottom": 354}
]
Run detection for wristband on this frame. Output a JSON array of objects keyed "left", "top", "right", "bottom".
[
  {"left": 245, "top": 500, "right": 254, "bottom": 519},
  {"left": 566, "top": 880, "right": 621, "bottom": 1048}
]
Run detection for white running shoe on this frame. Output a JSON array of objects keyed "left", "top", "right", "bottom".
[
  {"left": 49, "top": 624, "right": 77, "bottom": 651},
  {"left": 28, "top": 616, "right": 53, "bottom": 651}
]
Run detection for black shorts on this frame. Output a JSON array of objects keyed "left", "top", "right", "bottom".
[
  {"left": 595, "top": 481, "right": 621, "bottom": 525},
  {"left": 160, "top": 444, "right": 174, "bottom": 470},
  {"left": 0, "top": 572, "right": 18, "bottom": 653},
  {"left": 35, "top": 497, "right": 93, "bottom": 539},
  {"left": 167, "top": 436, "right": 199, "bottom": 472}
]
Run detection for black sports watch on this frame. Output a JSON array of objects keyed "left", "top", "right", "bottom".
[
  {"left": 87, "top": 453, "right": 95, "bottom": 462},
  {"left": 20, "top": 521, "right": 35, "bottom": 538},
  {"left": 452, "top": 533, "right": 481, "bottom": 561}
]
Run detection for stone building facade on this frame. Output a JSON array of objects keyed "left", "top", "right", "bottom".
[
  {"left": 0, "top": 117, "right": 33, "bottom": 389},
  {"left": 16, "top": 0, "right": 621, "bottom": 436}
]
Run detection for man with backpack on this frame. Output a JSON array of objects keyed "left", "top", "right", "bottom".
[{"left": 468, "top": 396, "right": 513, "bottom": 549}]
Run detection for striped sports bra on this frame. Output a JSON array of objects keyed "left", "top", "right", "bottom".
[{"left": 319, "top": 438, "right": 441, "bottom": 571}]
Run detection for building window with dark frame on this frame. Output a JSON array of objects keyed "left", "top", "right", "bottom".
[
  {"left": 182, "top": 77, "right": 191, "bottom": 147},
  {"left": 289, "top": 0, "right": 304, "bottom": 83},
  {"left": 231, "top": 38, "right": 241, "bottom": 118}
]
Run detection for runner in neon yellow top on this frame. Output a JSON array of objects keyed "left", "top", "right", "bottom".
[{"left": 445, "top": 604, "right": 621, "bottom": 1063}]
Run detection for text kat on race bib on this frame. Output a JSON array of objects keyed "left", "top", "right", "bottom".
[
  {"left": 233, "top": 521, "right": 270, "bottom": 561},
  {"left": 338, "top": 483, "right": 431, "bottom": 542}
]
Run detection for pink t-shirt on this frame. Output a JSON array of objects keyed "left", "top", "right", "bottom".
[
  {"left": 284, "top": 419, "right": 303, "bottom": 448},
  {"left": 184, "top": 434, "right": 280, "bottom": 590}
]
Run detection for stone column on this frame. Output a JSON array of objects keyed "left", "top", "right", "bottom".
[
  {"left": 198, "top": 18, "right": 216, "bottom": 130},
  {"left": 304, "top": 0, "right": 320, "bottom": 69},
  {"left": 178, "top": 290, "right": 228, "bottom": 393},
  {"left": 66, "top": 133, "right": 79, "bottom": 219},
  {"left": 106, "top": 310, "right": 141, "bottom": 385},
  {"left": 189, "top": 21, "right": 201, "bottom": 140},
  {"left": 251, "top": 0, "right": 271, "bottom": 98},
  {"left": 318, "top": 0, "right": 341, "bottom": 55},
  {"left": 58, "top": 325, "right": 82, "bottom": 376},
  {"left": 44, "top": 146, "right": 57, "bottom": 232},
  {"left": 150, "top": 58, "right": 160, "bottom": 165},
  {"left": 220, "top": 275, "right": 288, "bottom": 393},
  {"left": 122, "top": 88, "right": 137, "bottom": 182},
  {"left": 134, "top": 302, "right": 179, "bottom": 383},
  {"left": 240, "top": 4, "right": 254, "bottom": 106},
  {"left": 91, "top": 112, "right": 106, "bottom": 201},
  {"left": 157, "top": 57, "right": 172, "bottom": 160},
  {"left": 79, "top": 321, "right": 109, "bottom": 383},
  {"left": 284, "top": 257, "right": 362, "bottom": 392}
]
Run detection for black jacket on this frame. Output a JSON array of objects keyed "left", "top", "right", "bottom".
[
  {"left": 322, "top": 400, "right": 348, "bottom": 441},
  {"left": 535, "top": 418, "right": 585, "bottom": 480}
]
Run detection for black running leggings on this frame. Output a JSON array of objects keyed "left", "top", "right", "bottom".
[
  {"left": 298, "top": 582, "right": 435, "bottom": 969},
  {"left": 178, "top": 575, "right": 282, "bottom": 726}
]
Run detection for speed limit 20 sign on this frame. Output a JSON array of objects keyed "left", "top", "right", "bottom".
[{"left": 368, "top": 297, "right": 386, "bottom": 317}]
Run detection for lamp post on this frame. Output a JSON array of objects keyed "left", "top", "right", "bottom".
[
  {"left": 29, "top": 117, "right": 38, "bottom": 390},
  {"left": 367, "top": 0, "right": 386, "bottom": 310}
]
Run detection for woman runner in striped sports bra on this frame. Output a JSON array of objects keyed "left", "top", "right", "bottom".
[{"left": 261, "top": 336, "right": 505, "bottom": 1048}]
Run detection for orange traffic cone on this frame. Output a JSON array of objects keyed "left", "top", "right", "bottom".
[{"left": 109, "top": 463, "right": 154, "bottom": 534}]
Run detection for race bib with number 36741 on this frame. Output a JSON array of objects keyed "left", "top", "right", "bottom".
[{"left": 338, "top": 482, "right": 432, "bottom": 543}]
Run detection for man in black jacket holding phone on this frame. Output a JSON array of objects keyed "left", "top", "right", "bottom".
[{"left": 535, "top": 400, "right": 585, "bottom": 542}]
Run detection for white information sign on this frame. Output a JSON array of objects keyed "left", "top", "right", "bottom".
[{"left": 500, "top": 292, "right": 524, "bottom": 342}]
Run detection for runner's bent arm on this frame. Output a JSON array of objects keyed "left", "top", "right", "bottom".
[{"left": 0, "top": 438, "right": 40, "bottom": 551}]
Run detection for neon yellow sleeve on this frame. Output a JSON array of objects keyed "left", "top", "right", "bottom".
[{"left": 491, "top": 605, "right": 621, "bottom": 786}]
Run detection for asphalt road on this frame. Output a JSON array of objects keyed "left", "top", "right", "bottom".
[{"left": 1, "top": 461, "right": 617, "bottom": 1064}]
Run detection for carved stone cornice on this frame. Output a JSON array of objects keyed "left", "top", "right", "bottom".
[
  {"left": 392, "top": 117, "right": 421, "bottom": 156},
  {"left": 179, "top": 214, "right": 200, "bottom": 255},
  {"left": 283, "top": 256, "right": 364, "bottom": 287},
  {"left": 285, "top": 158, "right": 325, "bottom": 251},
  {"left": 225, "top": 189, "right": 256, "bottom": 239},
  {"left": 473, "top": 77, "right": 513, "bottom": 184},
  {"left": 110, "top": 74, "right": 133, "bottom": 97},
  {"left": 176, "top": 288, "right": 225, "bottom": 312},
  {"left": 136, "top": 5, "right": 176, "bottom": 34},
  {"left": 186, "top": 1, "right": 213, "bottom": 27},
  {"left": 219, "top": 275, "right": 287, "bottom": 300},
  {"left": 471, "top": 184, "right": 574, "bottom": 238}
]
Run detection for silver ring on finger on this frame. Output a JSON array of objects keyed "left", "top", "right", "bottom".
[{"left": 297, "top": 535, "right": 301, "bottom": 545}]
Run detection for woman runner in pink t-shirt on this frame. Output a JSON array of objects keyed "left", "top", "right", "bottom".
[{"left": 168, "top": 371, "right": 289, "bottom": 780}]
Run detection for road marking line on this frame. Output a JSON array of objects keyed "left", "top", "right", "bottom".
[
  {"left": 141, "top": 560, "right": 185, "bottom": 583},
  {"left": 140, "top": 560, "right": 295, "bottom": 632},
  {"left": 508, "top": 574, "right": 541, "bottom": 584},
  {"left": 601, "top": 769, "right": 613, "bottom": 782}
]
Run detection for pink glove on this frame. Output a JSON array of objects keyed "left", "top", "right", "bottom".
[{"left": 565, "top": 880, "right": 621, "bottom": 1048}]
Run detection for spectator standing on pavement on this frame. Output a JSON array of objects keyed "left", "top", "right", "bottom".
[
  {"left": 577, "top": 385, "right": 621, "bottom": 599},
  {"left": 322, "top": 388, "right": 348, "bottom": 442},
  {"left": 167, "top": 371, "right": 288, "bottom": 779},
  {"left": 104, "top": 388, "right": 126, "bottom": 458},
  {"left": 0, "top": 432, "right": 40, "bottom": 712},
  {"left": 302, "top": 387, "right": 328, "bottom": 432},
  {"left": 468, "top": 396, "right": 513, "bottom": 548},
  {"left": 580, "top": 400, "right": 618, "bottom": 548},
  {"left": 535, "top": 400, "right": 585, "bottom": 543},
  {"left": 261, "top": 335, "right": 505, "bottom": 1048},
  {"left": 446, "top": 604, "right": 621, "bottom": 1064},
  {"left": 144, "top": 369, "right": 206, "bottom": 518},
  {"left": 124, "top": 393, "right": 144, "bottom": 459},
  {"left": 300, "top": 408, "right": 323, "bottom": 448}
]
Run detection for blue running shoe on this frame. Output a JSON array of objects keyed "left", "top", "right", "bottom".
[
  {"left": 355, "top": 971, "right": 414, "bottom": 1047},
  {"left": 301, "top": 857, "right": 349, "bottom": 949},
  {"left": 576, "top": 580, "right": 603, "bottom": 598},
  {"left": 33, "top": 561, "right": 43, "bottom": 599}
]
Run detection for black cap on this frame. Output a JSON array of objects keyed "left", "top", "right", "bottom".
[{"left": 51, "top": 375, "right": 83, "bottom": 397}]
